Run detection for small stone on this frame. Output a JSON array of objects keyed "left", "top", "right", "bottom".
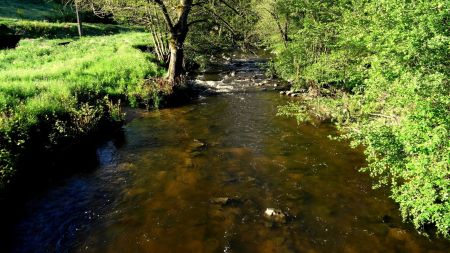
[
  {"left": 387, "top": 228, "right": 410, "bottom": 241},
  {"left": 211, "top": 197, "right": 229, "bottom": 205},
  {"left": 193, "top": 139, "right": 205, "bottom": 148},
  {"left": 210, "top": 197, "right": 241, "bottom": 207},
  {"left": 290, "top": 93, "right": 298, "bottom": 97},
  {"left": 264, "top": 208, "right": 287, "bottom": 224},
  {"left": 279, "top": 91, "right": 286, "bottom": 95}
]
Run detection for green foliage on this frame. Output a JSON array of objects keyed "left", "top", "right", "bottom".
[
  {"left": 0, "top": 148, "right": 13, "bottom": 190},
  {"left": 261, "top": 0, "right": 450, "bottom": 238},
  {"left": 277, "top": 102, "right": 311, "bottom": 123}
]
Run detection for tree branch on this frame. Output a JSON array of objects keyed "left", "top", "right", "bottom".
[
  {"left": 188, "top": 19, "right": 209, "bottom": 27},
  {"left": 153, "top": 0, "right": 174, "bottom": 30}
]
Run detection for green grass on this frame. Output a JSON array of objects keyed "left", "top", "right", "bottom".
[
  {"left": 0, "top": 0, "right": 62, "bottom": 21},
  {"left": 0, "top": 32, "right": 164, "bottom": 111},
  {"left": 0, "top": 18, "right": 138, "bottom": 39},
  {"left": 0, "top": 1, "right": 168, "bottom": 190},
  {"left": 0, "top": 0, "right": 140, "bottom": 39},
  {"left": 0, "top": 32, "right": 166, "bottom": 189}
]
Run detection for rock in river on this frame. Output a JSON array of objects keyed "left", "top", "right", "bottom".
[
  {"left": 210, "top": 197, "right": 242, "bottom": 207},
  {"left": 264, "top": 208, "right": 288, "bottom": 224}
]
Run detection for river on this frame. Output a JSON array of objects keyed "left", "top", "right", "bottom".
[{"left": 2, "top": 55, "right": 449, "bottom": 252}]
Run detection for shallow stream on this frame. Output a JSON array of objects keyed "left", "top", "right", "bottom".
[{"left": 4, "top": 55, "right": 450, "bottom": 252}]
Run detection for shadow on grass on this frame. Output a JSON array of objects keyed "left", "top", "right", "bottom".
[{"left": 0, "top": 19, "right": 144, "bottom": 39}]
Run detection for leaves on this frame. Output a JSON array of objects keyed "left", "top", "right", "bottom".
[{"left": 264, "top": 0, "right": 450, "bottom": 238}]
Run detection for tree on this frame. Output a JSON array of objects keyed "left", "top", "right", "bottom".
[
  {"left": 91, "top": 0, "right": 255, "bottom": 85},
  {"left": 64, "top": 0, "right": 90, "bottom": 37}
]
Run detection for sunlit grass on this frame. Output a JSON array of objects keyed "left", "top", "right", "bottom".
[
  {"left": 0, "top": 32, "right": 163, "bottom": 112},
  {"left": 0, "top": 31, "right": 165, "bottom": 188}
]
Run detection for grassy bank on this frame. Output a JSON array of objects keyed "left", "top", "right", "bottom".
[
  {"left": 0, "top": 0, "right": 62, "bottom": 21},
  {"left": 0, "top": 32, "right": 166, "bottom": 190},
  {"left": 0, "top": 18, "right": 135, "bottom": 39}
]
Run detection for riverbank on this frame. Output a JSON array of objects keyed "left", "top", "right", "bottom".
[{"left": 0, "top": 31, "right": 168, "bottom": 191}]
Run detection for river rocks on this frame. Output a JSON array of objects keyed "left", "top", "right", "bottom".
[
  {"left": 279, "top": 88, "right": 311, "bottom": 98},
  {"left": 210, "top": 197, "right": 242, "bottom": 207},
  {"left": 193, "top": 139, "right": 206, "bottom": 148},
  {"left": 264, "top": 208, "right": 288, "bottom": 224},
  {"left": 190, "top": 139, "right": 207, "bottom": 156},
  {"left": 386, "top": 227, "right": 421, "bottom": 252},
  {"left": 195, "top": 79, "right": 235, "bottom": 93},
  {"left": 387, "top": 228, "right": 410, "bottom": 241}
]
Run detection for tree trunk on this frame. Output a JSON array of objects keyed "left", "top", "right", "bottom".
[
  {"left": 155, "top": 0, "right": 192, "bottom": 85},
  {"left": 167, "top": 40, "right": 184, "bottom": 84},
  {"left": 75, "top": 3, "right": 82, "bottom": 37}
]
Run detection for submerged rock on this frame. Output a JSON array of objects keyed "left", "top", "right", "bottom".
[
  {"left": 381, "top": 215, "right": 392, "bottom": 224},
  {"left": 387, "top": 228, "right": 410, "bottom": 241},
  {"left": 264, "top": 208, "right": 288, "bottom": 224},
  {"left": 193, "top": 139, "right": 206, "bottom": 148},
  {"left": 190, "top": 139, "right": 207, "bottom": 156},
  {"left": 210, "top": 197, "right": 242, "bottom": 207}
]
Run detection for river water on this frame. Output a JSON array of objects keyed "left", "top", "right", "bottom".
[{"left": 3, "top": 55, "right": 450, "bottom": 252}]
